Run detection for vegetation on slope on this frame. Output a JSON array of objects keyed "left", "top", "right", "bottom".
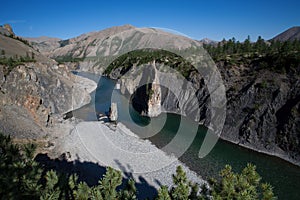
[
  {"left": 203, "top": 36, "right": 300, "bottom": 74},
  {"left": 0, "top": 53, "right": 36, "bottom": 76},
  {"left": 104, "top": 48, "right": 195, "bottom": 79},
  {"left": 54, "top": 55, "right": 84, "bottom": 64},
  {"left": 102, "top": 37, "right": 300, "bottom": 82},
  {"left": 0, "top": 31, "right": 33, "bottom": 48},
  {"left": 0, "top": 132, "right": 276, "bottom": 199}
]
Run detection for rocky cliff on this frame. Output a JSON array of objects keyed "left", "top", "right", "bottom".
[
  {"left": 219, "top": 61, "right": 300, "bottom": 164},
  {"left": 0, "top": 27, "right": 95, "bottom": 139},
  {"left": 107, "top": 50, "right": 300, "bottom": 165}
]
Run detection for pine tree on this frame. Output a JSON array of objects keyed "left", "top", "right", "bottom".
[
  {"left": 40, "top": 170, "right": 60, "bottom": 200},
  {"left": 118, "top": 178, "right": 137, "bottom": 200},
  {"left": 156, "top": 186, "right": 171, "bottom": 200},
  {"left": 261, "top": 183, "right": 277, "bottom": 200},
  {"left": 170, "top": 166, "right": 190, "bottom": 200},
  {"left": 244, "top": 35, "right": 252, "bottom": 53},
  {"left": 0, "top": 133, "right": 42, "bottom": 199},
  {"left": 255, "top": 36, "right": 266, "bottom": 53},
  {"left": 98, "top": 167, "right": 122, "bottom": 199},
  {"left": 209, "top": 163, "right": 277, "bottom": 200},
  {"left": 73, "top": 182, "right": 91, "bottom": 200}
]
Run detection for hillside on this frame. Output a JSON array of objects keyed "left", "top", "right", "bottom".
[
  {"left": 26, "top": 36, "right": 61, "bottom": 54},
  {"left": 0, "top": 25, "right": 51, "bottom": 63},
  {"left": 28, "top": 25, "right": 202, "bottom": 73},
  {"left": 0, "top": 26, "right": 95, "bottom": 139},
  {"left": 272, "top": 26, "right": 300, "bottom": 41}
]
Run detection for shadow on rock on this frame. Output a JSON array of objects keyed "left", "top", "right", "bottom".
[
  {"left": 35, "top": 153, "right": 159, "bottom": 199},
  {"left": 114, "top": 159, "right": 158, "bottom": 199},
  {"left": 35, "top": 153, "right": 106, "bottom": 186}
]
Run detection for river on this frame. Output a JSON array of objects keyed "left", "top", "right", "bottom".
[{"left": 72, "top": 72, "right": 300, "bottom": 200}]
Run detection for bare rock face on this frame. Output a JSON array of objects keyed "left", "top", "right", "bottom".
[
  {"left": 0, "top": 32, "right": 94, "bottom": 139},
  {"left": 118, "top": 61, "right": 204, "bottom": 120},
  {"left": 3, "top": 24, "right": 14, "bottom": 35},
  {"left": 0, "top": 62, "right": 78, "bottom": 138},
  {"left": 120, "top": 62, "right": 163, "bottom": 117},
  {"left": 109, "top": 103, "right": 118, "bottom": 121},
  {"left": 147, "top": 83, "right": 162, "bottom": 117},
  {"left": 146, "top": 63, "right": 161, "bottom": 117}
]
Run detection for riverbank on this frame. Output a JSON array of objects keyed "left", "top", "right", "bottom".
[
  {"left": 70, "top": 73, "right": 98, "bottom": 111},
  {"left": 149, "top": 109, "right": 300, "bottom": 168},
  {"left": 221, "top": 136, "right": 300, "bottom": 167},
  {"left": 50, "top": 120, "right": 205, "bottom": 199}
]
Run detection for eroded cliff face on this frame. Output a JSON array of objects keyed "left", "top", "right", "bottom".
[
  {"left": 115, "top": 61, "right": 209, "bottom": 122},
  {"left": 110, "top": 59, "right": 300, "bottom": 164},
  {"left": 0, "top": 62, "right": 95, "bottom": 139},
  {"left": 0, "top": 25, "right": 98, "bottom": 139},
  {"left": 142, "top": 62, "right": 162, "bottom": 117},
  {"left": 147, "top": 81, "right": 162, "bottom": 117},
  {"left": 219, "top": 62, "right": 300, "bottom": 163}
]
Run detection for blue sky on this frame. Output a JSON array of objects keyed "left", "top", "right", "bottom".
[{"left": 0, "top": 0, "right": 299, "bottom": 41}]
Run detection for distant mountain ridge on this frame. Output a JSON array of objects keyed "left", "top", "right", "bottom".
[
  {"left": 27, "top": 24, "right": 203, "bottom": 73},
  {"left": 26, "top": 25, "right": 300, "bottom": 58},
  {"left": 272, "top": 26, "right": 300, "bottom": 41}
]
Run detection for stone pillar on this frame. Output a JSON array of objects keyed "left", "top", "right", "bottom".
[
  {"left": 109, "top": 103, "right": 118, "bottom": 122},
  {"left": 147, "top": 61, "right": 161, "bottom": 117}
]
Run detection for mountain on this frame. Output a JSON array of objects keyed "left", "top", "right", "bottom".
[
  {"left": 199, "top": 38, "right": 218, "bottom": 45},
  {"left": 29, "top": 25, "right": 203, "bottom": 73},
  {"left": 27, "top": 25, "right": 136, "bottom": 57},
  {"left": 272, "top": 26, "right": 300, "bottom": 41},
  {"left": 26, "top": 36, "right": 61, "bottom": 54}
]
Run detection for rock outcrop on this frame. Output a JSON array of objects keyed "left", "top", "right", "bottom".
[
  {"left": 3, "top": 24, "right": 14, "bottom": 36},
  {"left": 109, "top": 103, "right": 118, "bottom": 121},
  {"left": 116, "top": 60, "right": 208, "bottom": 122},
  {"left": 0, "top": 31, "right": 95, "bottom": 139},
  {"left": 128, "top": 61, "right": 162, "bottom": 117}
]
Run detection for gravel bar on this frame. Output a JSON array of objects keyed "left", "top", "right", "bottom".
[{"left": 56, "top": 121, "right": 205, "bottom": 198}]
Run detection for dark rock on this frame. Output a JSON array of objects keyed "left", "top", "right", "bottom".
[{"left": 110, "top": 59, "right": 300, "bottom": 164}]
